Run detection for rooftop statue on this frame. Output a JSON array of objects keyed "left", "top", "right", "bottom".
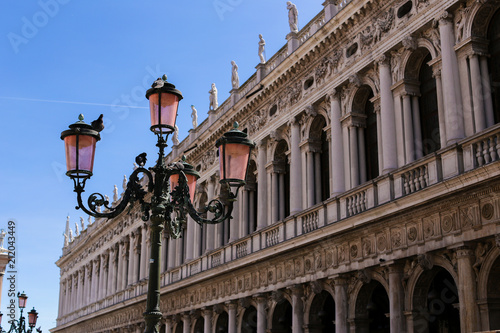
[
  {"left": 191, "top": 105, "right": 198, "bottom": 129},
  {"left": 209, "top": 83, "right": 218, "bottom": 110},
  {"left": 172, "top": 125, "right": 180, "bottom": 146},
  {"left": 287, "top": 2, "right": 298, "bottom": 33},
  {"left": 258, "top": 34, "right": 266, "bottom": 64},
  {"left": 231, "top": 61, "right": 239, "bottom": 89}
]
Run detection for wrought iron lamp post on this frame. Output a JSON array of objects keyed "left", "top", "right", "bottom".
[
  {"left": 60, "top": 75, "right": 255, "bottom": 333},
  {"left": 0, "top": 292, "right": 41, "bottom": 333}
]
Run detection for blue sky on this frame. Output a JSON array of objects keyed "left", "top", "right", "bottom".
[{"left": 0, "top": 1, "right": 323, "bottom": 330}]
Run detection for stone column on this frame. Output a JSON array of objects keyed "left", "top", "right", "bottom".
[
  {"left": 168, "top": 235, "right": 176, "bottom": 270},
  {"left": 78, "top": 269, "right": 84, "bottom": 309},
  {"left": 91, "top": 258, "right": 99, "bottom": 303},
  {"left": 334, "top": 277, "right": 348, "bottom": 333},
  {"left": 84, "top": 263, "right": 91, "bottom": 306},
  {"left": 58, "top": 280, "right": 64, "bottom": 317},
  {"left": 480, "top": 56, "right": 495, "bottom": 127},
  {"left": 342, "top": 125, "right": 351, "bottom": 189},
  {"left": 330, "top": 90, "right": 345, "bottom": 195},
  {"left": 116, "top": 241, "right": 124, "bottom": 291},
  {"left": 257, "top": 140, "right": 268, "bottom": 229},
  {"left": 249, "top": 188, "right": 256, "bottom": 233},
  {"left": 412, "top": 95, "right": 423, "bottom": 159},
  {"left": 122, "top": 238, "right": 130, "bottom": 290},
  {"left": 99, "top": 252, "right": 107, "bottom": 299},
  {"left": 307, "top": 151, "right": 315, "bottom": 207},
  {"left": 378, "top": 55, "right": 397, "bottom": 173},
  {"left": 186, "top": 217, "right": 195, "bottom": 261},
  {"left": 433, "top": 68, "right": 447, "bottom": 148},
  {"left": 182, "top": 313, "right": 191, "bottom": 333},
  {"left": 175, "top": 237, "right": 184, "bottom": 266},
  {"left": 349, "top": 126, "right": 359, "bottom": 187},
  {"left": 267, "top": 167, "right": 273, "bottom": 224},
  {"left": 358, "top": 127, "right": 367, "bottom": 184},
  {"left": 140, "top": 226, "right": 147, "bottom": 280},
  {"left": 165, "top": 317, "right": 173, "bottom": 333},
  {"left": 107, "top": 246, "right": 116, "bottom": 296},
  {"left": 203, "top": 308, "right": 213, "bottom": 333},
  {"left": 290, "top": 285, "right": 304, "bottom": 333},
  {"left": 387, "top": 263, "right": 406, "bottom": 333},
  {"left": 128, "top": 234, "right": 135, "bottom": 286},
  {"left": 314, "top": 152, "right": 322, "bottom": 203},
  {"left": 469, "top": 54, "right": 486, "bottom": 132},
  {"left": 456, "top": 246, "right": 480, "bottom": 332},
  {"left": 439, "top": 12, "right": 465, "bottom": 144},
  {"left": 228, "top": 301, "right": 237, "bottom": 333},
  {"left": 279, "top": 172, "right": 286, "bottom": 220},
  {"left": 206, "top": 178, "right": 215, "bottom": 252},
  {"left": 254, "top": 294, "right": 267, "bottom": 333},
  {"left": 402, "top": 93, "right": 414, "bottom": 163},
  {"left": 393, "top": 92, "right": 405, "bottom": 167},
  {"left": 290, "top": 118, "right": 303, "bottom": 214},
  {"left": 271, "top": 171, "right": 279, "bottom": 223},
  {"left": 133, "top": 233, "right": 141, "bottom": 282}
]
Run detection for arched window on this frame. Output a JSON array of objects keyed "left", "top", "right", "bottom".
[
  {"left": 400, "top": 47, "right": 440, "bottom": 163},
  {"left": 348, "top": 86, "right": 378, "bottom": 188},
  {"left": 488, "top": 9, "right": 500, "bottom": 123},
  {"left": 418, "top": 52, "right": 440, "bottom": 155},
  {"left": 273, "top": 140, "right": 290, "bottom": 222},
  {"left": 244, "top": 160, "right": 258, "bottom": 235},
  {"left": 307, "top": 116, "right": 330, "bottom": 206},
  {"left": 364, "top": 90, "right": 379, "bottom": 181}
]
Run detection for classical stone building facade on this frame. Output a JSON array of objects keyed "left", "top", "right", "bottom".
[{"left": 52, "top": 0, "right": 500, "bottom": 332}]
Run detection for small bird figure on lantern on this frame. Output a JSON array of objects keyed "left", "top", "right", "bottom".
[
  {"left": 135, "top": 152, "right": 147, "bottom": 167},
  {"left": 91, "top": 114, "right": 104, "bottom": 132}
]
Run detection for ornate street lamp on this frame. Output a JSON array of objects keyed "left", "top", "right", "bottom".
[
  {"left": 0, "top": 293, "right": 42, "bottom": 333},
  {"left": 61, "top": 75, "right": 255, "bottom": 333}
]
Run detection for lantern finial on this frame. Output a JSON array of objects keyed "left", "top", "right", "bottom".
[
  {"left": 162, "top": 74, "right": 168, "bottom": 81},
  {"left": 78, "top": 114, "right": 84, "bottom": 121}
]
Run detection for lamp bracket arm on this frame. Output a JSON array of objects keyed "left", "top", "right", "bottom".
[{"left": 75, "top": 167, "right": 153, "bottom": 219}]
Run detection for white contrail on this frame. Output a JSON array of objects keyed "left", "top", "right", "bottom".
[{"left": 0, "top": 96, "right": 148, "bottom": 109}]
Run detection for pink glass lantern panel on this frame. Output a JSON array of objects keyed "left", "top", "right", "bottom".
[
  {"left": 218, "top": 143, "right": 251, "bottom": 182},
  {"left": 28, "top": 309, "right": 38, "bottom": 327},
  {"left": 64, "top": 134, "right": 97, "bottom": 176},
  {"left": 149, "top": 92, "right": 179, "bottom": 133},
  {"left": 170, "top": 174, "right": 197, "bottom": 203},
  {"left": 18, "top": 294, "right": 27, "bottom": 309}
]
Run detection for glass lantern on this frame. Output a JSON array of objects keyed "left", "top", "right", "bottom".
[
  {"left": 28, "top": 308, "right": 38, "bottom": 328},
  {"left": 145, "top": 75, "right": 183, "bottom": 135},
  {"left": 60, "top": 114, "right": 101, "bottom": 179},
  {"left": 169, "top": 157, "right": 200, "bottom": 203},
  {"left": 215, "top": 122, "right": 255, "bottom": 187},
  {"left": 18, "top": 292, "right": 27, "bottom": 309}
]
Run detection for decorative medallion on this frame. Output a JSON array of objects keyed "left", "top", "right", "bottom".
[
  {"left": 481, "top": 203, "right": 494, "bottom": 220},
  {"left": 377, "top": 234, "right": 387, "bottom": 252},
  {"left": 407, "top": 225, "right": 418, "bottom": 242},
  {"left": 441, "top": 215, "right": 454, "bottom": 233},
  {"left": 350, "top": 244, "right": 359, "bottom": 258},
  {"left": 423, "top": 218, "right": 434, "bottom": 239}
]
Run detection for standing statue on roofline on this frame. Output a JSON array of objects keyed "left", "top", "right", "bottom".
[
  {"left": 258, "top": 34, "right": 266, "bottom": 64},
  {"left": 191, "top": 105, "right": 198, "bottom": 129},
  {"left": 209, "top": 83, "right": 218, "bottom": 110},
  {"left": 287, "top": 1, "right": 298, "bottom": 33},
  {"left": 231, "top": 61, "right": 239, "bottom": 89}
]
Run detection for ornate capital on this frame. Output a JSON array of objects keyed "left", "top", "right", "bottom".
[
  {"left": 439, "top": 11, "right": 453, "bottom": 24},
  {"left": 376, "top": 54, "right": 390, "bottom": 66}
]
